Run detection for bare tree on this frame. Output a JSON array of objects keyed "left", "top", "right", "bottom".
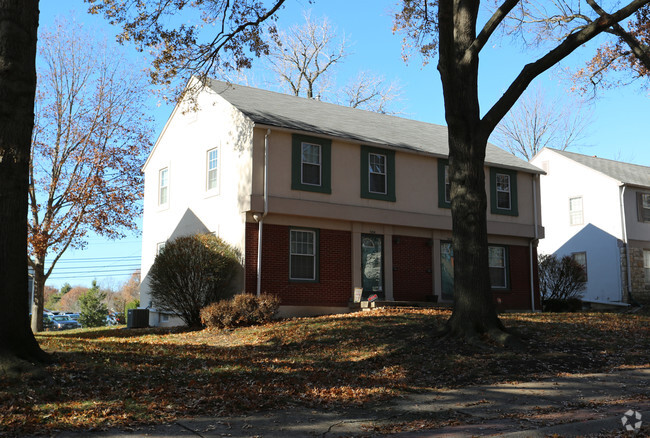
[
  {"left": 267, "top": 12, "right": 346, "bottom": 99},
  {"left": 28, "top": 18, "right": 153, "bottom": 332},
  {"left": 341, "top": 71, "right": 403, "bottom": 114},
  {"left": 267, "top": 12, "right": 403, "bottom": 113},
  {"left": 492, "top": 87, "right": 593, "bottom": 160}
]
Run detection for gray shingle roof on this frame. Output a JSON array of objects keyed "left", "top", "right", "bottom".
[
  {"left": 207, "top": 79, "right": 542, "bottom": 174},
  {"left": 550, "top": 148, "right": 650, "bottom": 189}
]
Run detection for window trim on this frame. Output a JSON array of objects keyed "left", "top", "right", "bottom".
[
  {"left": 158, "top": 167, "right": 169, "bottom": 207},
  {"left": 489, "top": 168, "right": 518, "bottom": 216},
  {"left": 638, "top": 192, "right": 650, "bottom": 223},
  {"left": 206, "top": 147, "right": 219, "bottom": 193},
  {"left": 437, "top": 159, "right": 451, "bottom": 209},
  {"left": 361, "top": 145, "right": 395, "bottom": 202},
  {"left": 488, "top": 245, "right": 509, "bottom": 289},
  {"left": 289, "top": 228, "right": 319, "bottom": 282},
  {"left": 291, "top": 135, "right": 331, "bottom": 193},
  {"left": 569, "top": 196, "right": 584, "bottom": 226}
]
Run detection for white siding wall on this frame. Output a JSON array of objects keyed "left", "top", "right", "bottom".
[
  {"left": 532, "top": 149, "right": 625, "bottom": 303},
  {"left": 140, "top": 86, "right": 254, "bottom": 322}
]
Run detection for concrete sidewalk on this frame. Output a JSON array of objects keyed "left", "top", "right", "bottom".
[{"left": 55, "top": 368, "right": 649, "bottom": 437}]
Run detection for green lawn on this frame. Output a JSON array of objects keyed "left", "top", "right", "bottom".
[{"left": 1, "top": 309, "right": 649, "bottom": 435}]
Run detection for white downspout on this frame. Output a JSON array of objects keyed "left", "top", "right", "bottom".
[
  {"left": 529, "top": 174, "right": 539, "bottom": 312},
  {"left": 256, "top": 129, "right": 271, "bottom": 297},
  {"left": 619, "top": 185, "right": 633, "bottom": 303}
]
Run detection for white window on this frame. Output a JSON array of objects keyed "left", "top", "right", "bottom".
[
  {"left": 156, "top": 242, "right": 166, "bottom": 255},
  {"left": 290, "top": 229, "right": 317, "bottom": 281},
  {"left": 444, "top": 165, "right": 451, "bottom": 203},
  {"left": 158, "top": 168, "right": 169, "bottom": 206},
  {"left": 569, "top": 196, "right": 583, "bottom": 226},
  {"left": 495, "top": 173, "right": 511, "bottom": 210},
  {"left": 644, "top": 250, "right": 650, "bottom": 285},
  {"left": 368, "top": 153, "right": 387, "bottom": 194},
  {"left": 571, "top": 251, "right": 588, "bottom": 282},
  {"left": 301, "top": 143, "right": 321, "bottom": 186},
  {"left": 488, "top": 246, "right": 507, "bottom": 288},
  {"left": 206, "top": 148, "right": 219, "bottom": 191}
]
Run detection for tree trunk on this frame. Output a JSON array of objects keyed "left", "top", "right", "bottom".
[
  {"left": 0, "top": 0, "right": 47, "bottom": 361},
  {"left": 30, "top": 260, "right": 45, "bottom": 332},
  {"left": 436, "top": 0, "right": 514, "bottom": 344}
]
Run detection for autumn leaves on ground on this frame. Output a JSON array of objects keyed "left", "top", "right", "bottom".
[{"left": 1, "top": 309, "right": 649, "bottom": 435}]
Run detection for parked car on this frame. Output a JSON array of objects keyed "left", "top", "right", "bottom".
[{"left": 49, "top": 315, "right": 82, "bottom": 331}]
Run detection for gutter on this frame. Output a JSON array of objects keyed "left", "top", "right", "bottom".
[
  {"left": 254, "top": 129, "right": 271, "bottom": 297},
  {"left": 529, "top": 174, "right": 539, "bottom": 312},
  {"left": 619, "top": 184, "right": 639, "bottom": 306}
]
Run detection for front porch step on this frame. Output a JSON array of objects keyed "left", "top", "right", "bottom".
[{"left": 349, "top": 300, "right": 452, "bottom": 311}]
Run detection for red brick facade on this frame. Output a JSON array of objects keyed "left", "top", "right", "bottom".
[
  {"left": 493, "top": 245, "right": 541, "bottom": 311},
  {"left": 245, "top": 223, "right": 352, "bottom": 307},
  {"left": 245, "top": 222, "right": 540, "bottom": 311},
  {"left": 392, "top": 236, "right": 434, "bottom": 301}
]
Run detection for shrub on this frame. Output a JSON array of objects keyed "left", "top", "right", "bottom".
[
  {"left": 78, "top": 280, "right": 108, "bottom": 328},
  {"left": 543, "top": 297, "right": 583, "bottom": 313},
  {"left": 539, "top": 254, "right": 586, "bottom": 312},
  {"left": 149, "top": 233, "right": 242, "bottom": 327},
  {"left": 200, "top": 293, "right": 281, "bottom": 329}
]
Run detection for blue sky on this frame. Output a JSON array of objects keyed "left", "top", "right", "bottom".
[{"left": 39, "top": 0, "right": 649, "bottom": 289}]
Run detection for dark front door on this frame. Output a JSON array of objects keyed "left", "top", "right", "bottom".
[{"left": 362, "top": 234, "right": 384, "bottom": 299}]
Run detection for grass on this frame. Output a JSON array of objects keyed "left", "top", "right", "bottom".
[{"left": 1, "top": 308, "right": 649, "bottom": 435}]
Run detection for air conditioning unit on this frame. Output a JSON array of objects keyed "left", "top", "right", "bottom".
[{"left": 127, "top": 308, "right": 149, "bottom": 328}]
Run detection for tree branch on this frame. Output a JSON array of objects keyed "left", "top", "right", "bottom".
[{"left": 481, "top": 0, "right": 650, "bottom": 136}]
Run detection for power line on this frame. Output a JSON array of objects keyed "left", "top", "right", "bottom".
[
  {"left": 49, "top": 263, "right": 141, "bottom": 271},
  {"left": 51, "top": 256, "right": 141, "bottom": 263}
]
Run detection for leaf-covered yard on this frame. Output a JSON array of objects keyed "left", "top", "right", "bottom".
[{"left": 1, "top": 309, "right": 649, "bottom": 435}]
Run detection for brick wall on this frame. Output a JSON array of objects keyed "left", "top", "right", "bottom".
[
  {"left": 392, "top": 236, "right": 433, "bottom": 301},
  {"left": 493, "top": 245, "right": 540, "bottom": 311},
  {"left": 245, "top": 223, "right": 352, "bottom": 307}
]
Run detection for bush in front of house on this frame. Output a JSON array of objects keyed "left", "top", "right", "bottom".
[
  {"left": 148, "top": 233, "right": 242, "bottom": 327},
  {"left": 538, "top": 254, "right": 586, "bottom": 312},
  {"left": 200, "top": 293, "right": 280, "bottom": 329}
]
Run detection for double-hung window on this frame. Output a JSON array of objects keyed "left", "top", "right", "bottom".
[
  {"left": 301, "top": 143, "right": 321, "bottom": 186},
  {"left": 361, "top": 146, "right": 395, "bottom": 201},
  {"left": 156, "top": 242, "right": 166, "bottom": 256},
  {"left": 638, "top": 193, "right": 650, "bottom": 222},
  {"left": 291, "top": 134, "right": 331, "bottom": 193},
  {"left": 496, "top": 174, "right": 511, "bottom": 210},
  {"left": 158, "top": 167, "right": 169, "bottom": 206},
  {"left": 488, "top": 246, "right": 508, "bottom": 289},
  {"left": 569, "top": 196, "right": 583, "bottom": 226},
  {"left": 290, "top": 229, "right": 319, "bottom": 281},
  {"left": 490, "top": 168, "right": 518, "bottom": 216},
  {"left": 368, "top": 153, "right": 387, "bottom": 194},
  {"left": 206, "top": 147, "right": 219, "bottom": 191},
  {"left": 571, "top": 251, "right": 588, "bottom": 282}
]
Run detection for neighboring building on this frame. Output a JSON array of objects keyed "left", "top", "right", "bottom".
[
  {"left": 531, "top": 148, "right": 650, "bottom": 306},
  {"left": 140, "top": 79, "right": 544, "bottom": 326}
]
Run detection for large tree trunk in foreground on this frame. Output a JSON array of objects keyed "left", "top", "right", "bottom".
[
  {"left": 437, "top": 0, "right": 511, "bottom": 344},
  {"left": 0, "top": 0, "right": 47, "bottom": 362}
]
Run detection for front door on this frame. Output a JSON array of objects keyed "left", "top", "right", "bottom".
[{"left": 362, "top": 234, "right": 384, "bottom": 299}]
